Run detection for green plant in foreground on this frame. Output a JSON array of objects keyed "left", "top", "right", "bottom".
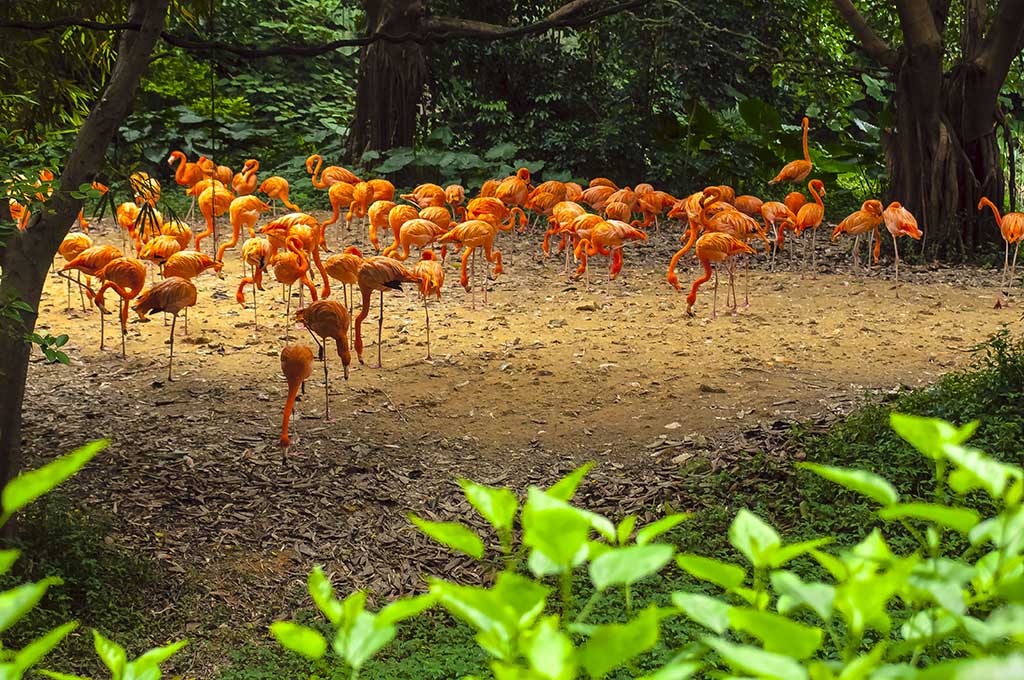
[
  {"left": 274, "top": 413, "right": 1024, "bottom": 679},
  {"left": 0, "top": 441, "right": 186, "bottom": 680}
]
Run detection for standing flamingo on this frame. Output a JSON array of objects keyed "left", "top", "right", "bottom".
[
  {"left": 978, "top": 197, "right": 1024, "bottom": 298},
  {"left": 354, "top": 257, "right": 417, "bottom": 367},
  {"left": 367, "top": 200, "right": 397, "bottom": 251},
  {"left": 236, "top": 236, "right": 273, "bottom": 329},
  {"left": 770, "top": 117, "right": 812, "bottom": 185},
  {"left": 793, "top": 179, "right": 826, "bottom": 274},
  {"left": 59, "top": 244, "right": 123, "bottom": 303},
  {"left": 231, "top": 159, "right": 260, "bottom": 196},
  {"left": 760, "top": 201, "right": 797, "bottom": 271},
  {"left": 573, "top": 220, "right": 648, "bottom": 285},
  {"left": 413, "top": 250, "right": 445, "bottom": 359},
  {"left": 259, "top": 176, "right": 300, "bottom": 215},
  {"left": 132, "top": 277, "right": 198, "bottom": 381},
  {"left": 58, "top": 233, "right": 93, "bottom": 311},
  {"left": 323, "top": 246, "right": 364, "bottom": 344},
  {"left": 93, "top": 257, "right": 146, "bottom": 357},
  {"left": 306, "top": 155, "right": 360, "bottom": 188},
  {"left": 681, "top": 233, "right": 755, "bottom": 318},
  {"left": 437, "top": 220, "right": 504, "bottom": 308},
  {"left": 168, "top": 150, "right": 205, "bottom": 220},
  {"left": 272, "top": 236, "right": 318, "bottom": 338},
  {"left": 195, "top": 184, "right": 234, "bottom": 253},
  {"left": 279, "top": 343, "right": 314, "bottom": 456},
  {"left": 382, "top": 218, "right": 447, "bottom": 260},
  {"left": 831, "top": 200, "right": 884, "bottom": 271},
  {"left": 400, "top": 183, "right": 446, "bottom": 209},
  {"left": 162, "top": 250, "right": 223, "bottom": 280},
  {"left": 217, "top": 195, "right": 270, "bottom": 262},
  {"left": 882, "top": 202, "right": 922, "bottom": 296},
  {"left": 296, "top": 299, "right": 352, "bottom": 419}
]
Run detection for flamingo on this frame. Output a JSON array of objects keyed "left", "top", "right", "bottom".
[
  {"left": 367, "top": 200, "right": 397, "bottom": 252},
  {"left": 495, "top": 169, "right": 530, "bottom": 209},
  {"left": 683, "top": 233, "right": 755, "bottom": 319},
  {"left": 384, "top": 204, "right": 420, "bottom": 252},
  {"left": 445, "top": 184, "right": 466, "bottom": 219},
  {"left": 770, "top": 117, "right": 812, "bottom": 185},
  {"left": 129, "top": 172, "right": 160, "bottom": 207},
  {"left": 235, "top": 236, "right": 273, "bottom": 329},
  {"left": 581, "top": 185, "right": 616, "bottom": 212},
  {"left": 92, "top": 257, "right": 146, "bottom": 357},
  {"left": 734, "top": 195, "right": 763, "bottom": 218},
  {"left": 634, "top": 190, "right": 677, "bottom": 231},
  {"left": 831, "top": 200, "right": 884, "bottom": 272},
  {"left": 132, "top": 277, "right": 198, "bottom": 381},
  {"left": 573, "top": 220, "right": 648, "bottom": 285},
  {"left": 437, "top": 220, "right": 504, "bottom": 307},
  {"left": 296, "top": 299, "right": 352, "bottom": 419},
  {"left": 217, "top": 195, "right": 270, "bottom": 263},
  {"left": 272, "top": 236, "right": 318, "bottom": 338},
  {"left": 760, "top": 201, "right": 797, "bottom": 271},
  {"left": 382, "top": 218, "right": 447, "bottom": 260},
  {"left": 59, "top": 244, "right": 123, "bottom": 304},
  {"left": 323, "top": 245, "right": 364, "bottom": 345},
  {"left": 139, "top": 235, "right": 183, "bottom": 272},
  {"left": 279, "top": 343, "right": 314, "bottom": 456},
  {"left": 259, "top": 176, "right": 300, "bottom": 215},
  {"left": 322, "top": 181, "right": 355, "bottom": 233},
  {"left": 231, "top": 159, "right": 259, "bottom": 196},
  {"left": 882, "top": 202, "right": 922, "bottom": 296},
  {"left": 195, "top": 184, "right": 234, "bottom": 253},
  {"left": 978, "top": 197, "right": 1024, "bottom": 298},
  {"left": 58, "top": 233, "right": 93, "bottom": 311},
  {"left": 401, "top": 183, "right": 446, "bottom": 209},
  {"left": 168, "top": 150, "right": 205, "bottom": 219},
  {"left": 784, "top": 191, "right": 806, "bottom": 215},
  {"left": 354, "top": 256, "right": 418, "bottom": 367},
  {"left": 162, "top": 250, "right": 223, "bottom": 280},
  {"left": 793, "top": 179, "right": 826, "bottom": 274},
  {"left": 543, "top": 201, "right": 586, "bottom": 257},
  {"left": 161, "top": 219, "right": 193, "bottom": 251},
  {"left": 413, "top": 250, "right": 445, "bottom": 359},
  {"left": 306, "top": 155, "right": 360, "bottom": 188}
]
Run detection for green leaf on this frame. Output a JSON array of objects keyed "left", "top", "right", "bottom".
[
  {"left": 671, "top": 591, "right": 730, "bottom": 634},
  {"left": 378, "top": 593, "right": 437, "bottom": 625},
  {"left": 0, "top": 550, "right": 20, "bottom": 576},
  {"left": 334, "top": 611, "right": 395, "bottom": 669},
  {"left": 39, "top": 671, "right": 91, "bottom": 680},
  {"left": 271, "top": 622, "right": 327, "bottom": 660},
  {"left": 675, "top": 554, "right": 746, "bottom": 590},
  {"left": 590, "top": 544, "right": 674, "bottom": 591},
  {"left": 308, "top": 566, "right": 343, "bottom": 625},
  {"left": 616, "top": 515, "right": 637, "bottom": 545},
  {"left": 132, "top": 639, "right": 187, "bottom": 669},
  {"left": 878, "top": 503, "right": 981, "bottom": 533},
  {"left": 546, "top": 463, "right": 594, "bottom": 501},
  {"left": 409, "top": 514, "right": 484, "bottom": 559},
  {"left": 727, "top": 607, "right": 824, "bottom": 659},
  {"left": 484, "top": 142, "right": 520, "bottom": 161},
  {"left": 2, "top": 440, "right": 106, "bottom": 521},
  {"left": 889, "top": 413, "right": 977, "bottom": 461},
  {"left": 636, "top": 514, "right": 690, "bottom": 545},
  {"left": 729, "top": 510, "right": 781, "bottom": 568},
  {"left": 771, "top": 571, "right": 834, "bottom": 621},
  {"left": 799, "top": 463, "right": 899, "bottom": 506},
  {"left": 704, "top": 636, "right": 809, "bottom": 680},
  {"left": 459, "top": 479, "right": 518, "bottom": 533},
  {"left": 0, "top": 578, "right": 62, "bottom": 633},
  {"left": 914, "top": 653, "right": 1024, "bottom": 679},
  {"left": 944, "top": 444, "right": 1022, "bottom": 499},
  {"left": 15, "top": 621, "right": 78, "bottom": 673},
  {"left": 637, "top": 659, "right": 702, "bottom": 680},
  {"left": 93, "top": 630, "right": 127, "bottom": 677},
  {"left": 768, "top": 537, "right": 835, "bottom": 568},
  {"left": 579, "top": 607, "right": 663, "bottom": 678},
  {"left": 523, "top": 507, "right": 590, "bottom": 574},
  {"left": 520, "top": 616, "right": 576, "bottom": 680}
]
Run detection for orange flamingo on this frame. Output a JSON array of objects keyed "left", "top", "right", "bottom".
[
  {"left": 495, "top": 169, "right": 530, "bottom": 209},
  {"left": 603, "top": 201, "right": 633, "bottom": 223},
  {"left": 367, "top": 200, "right": 397, "bottom": 251},
  {"left": 279, "top": 343, "right": 314, "bottom": 455},
  {"left": 784, "top": 191, "right": 806, "bottom": 215},
  {"left": 218, "top": 195, "right": 270, "bottom": 262},
  {"left": 168, "top": 150, "right": 205, "bottom": 220},
  {"left": 401, "top": 183, "right": 446, "bottom": 209},
  {"left": 413, "top": 249, "right": 445, "bottom": 359},
  {"left": 58, "top": 233, "right": 93, "bottom": 311},
  {"left": 882, "top": 202, "right": 921, "bottom": 296},
  {"left": 59, "top": 244, "right": 123, "bottom": 301},
  {"left": 565, "top": 182, "right": 584, "bottom": 202},
  {"left": 236, "top": 236, "right": 273, "bottom": 329},
  {"left": 195, "top": 184, "right": 234, "bottom": 253},
  {"left": 479, "top": 178, "right": 500, "bottom": 198},
  {"left": 445, "top": 184, "right": 466, "bottom": 218},
  {"left": 161, "top": 219, "right": 193, "bottom": 250},
  {"left": 580, "top": 185, "right": 616, "bottom": 212},
  {"left": 139, "top": 235, "right": 183, "bottom": 272},
  {"left": 978, "top": 196, "right": 1024, "bottom": 296},
  {"left": 296, "top": 299, "right": 352, "bottom": 419},
  {"left": 437, "top": 220, "right": 504, "bottom": 307},
  {"left": 231, "top": 159, "right": 259, "bottom": 196},
  {"left": 259, "top": 176, "right": 300, "bottom": 215},
  {"left": 419, "top": 206, "right": 452, "bottom": 231},
  {"left": 793, "top": 179, "right": 826, "bottom": 273},
  {"left": 383, "top": 218, "right": 447, "bottom": 260},
  {"left": 760, "top": 201, "right": 797, "bottom": 271},
  {"left": 306, "top": 155, "right": 360, "bottom": 188},
  {"left": 354, "top": 257, "right": 418, "bottom": 366},
  {"left": 132, "top": 277, "right": 198, "bottom": 381},
  {"left": 573, "top": 220, "right": 648, "bottom": 284},
  {"left": 323, "top": 245, "right": 364, "bottom": 345},
  {"left": 92, "top": 257, "right": 146, "bottom": 357},
  {"left": 734, "top": 195, "right": 763, "bottom": 218},
  {"left": 634, "top": 190, "right": 677, "bottom": 231},
  {"left": 770, "top": 117, "right": 812, "bottom": 185},
  {"left": 383, "top": 204, "right": 420, "bottom": 252},
  {"left": 831, "top": 199, "right": 884, "bottom": 271},
  {"left": 683, "top": 233, "right": 755, "bottom": 319},
  {"left": 348, "top": 180, "right": 395, "bottom": 228},
  {"left": 323, "top": 181, "right": 355, "bottom": 232},
  {"left": 466, "top": 197, "right": 525, "bottom": 232},
  {"left": 544, "top": 201, "right": 586, "bottom": 256},
  {"left": 272, "top": 236, "right": 318, "bottom": 338},
  {"left": 589, "top": 177, "right": 618, "bottom": 189},
  {"left": 162, "top": 250, "right": 223, "bottom": 280}
]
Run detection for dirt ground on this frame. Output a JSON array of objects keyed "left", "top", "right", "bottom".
[{"left": 21, "top": 212, "right": 1017, "bottom": 672}]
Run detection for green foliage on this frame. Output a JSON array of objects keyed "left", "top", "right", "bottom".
[
  {"left": 0, "top": 441, "right": 186, "bottom": 679},
  {"left": 273, "top": 414, "right": 1024, "bottom": 678}
]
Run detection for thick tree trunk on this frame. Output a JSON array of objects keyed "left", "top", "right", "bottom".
[
  {"left": 346, "top": 0, "right": 428, "bottom": 162},
  {"left": 0, "top": 0, "right": 169, "bottom": 499}
]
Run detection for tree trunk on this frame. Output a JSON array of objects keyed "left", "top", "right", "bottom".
[
  {"left": 0, "top": 0, "right": 169, "bottom": 502},
  {"left": 346, "top": 0, "right": 428, "bottom": 162}
]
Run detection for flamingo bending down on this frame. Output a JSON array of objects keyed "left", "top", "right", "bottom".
[
  {"left": 132, "top": 277, "right": 198, "bottom": 381},
  {"left": 413, "top": 249, "right": 445, "bottom": 359},
  {"left": 296, "top": 299, "right": 352, "bottom": 420},
  {"left": 236, "top": 236, "right": 273, "bottom": 329},
  {"left": 218, "top": 195, "right": 270, "bottom": 262},
  {"left": 322, "top": 245, "right": 364, "bottom": 347},
  {"left": 437, "top": 220, "right": 504, "bottom": 308},
  {"left": 573, "top": 220, "right": 648, "bottom": 284},
  {"left": 93, "top": 257, "right": 146, "bottom": 357},
  {"left": 832, "top": 200, "right": 884, "bottom": 272},
  {"left": 259, "top": 176, "right": 300, "bottom": 215},
  {"left": 353, "top": 257, "right": 418, "bottom": 367},
  {"left": 683, "top": 233, "right": 755, "bottom": 319},
  {"left": 760, "top": 201, "right": 797, "bottom": 271},
  {"left": 58, "top": 233, "right": 93, "bottom": 311},
  {"left": 272, "top": 236, "right": 318, "bottom": 339},
  {"left": 279, "top": 343, "right": 314, "bottom": 455}
]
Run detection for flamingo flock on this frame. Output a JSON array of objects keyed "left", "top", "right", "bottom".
[{"left": 9, "top": 117, "right": 1019, "bottom": 453}]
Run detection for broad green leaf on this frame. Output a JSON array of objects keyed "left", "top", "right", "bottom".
[
  {"left": 727, "top": 607, "right": 823, "bottom": 659},
  {"left": 704, "top": 636, "right": 809, "bottom": 680},
  {"left": 768, "top": 537, "right": 835, "bottom": 568},
  {"left": 0, "top": 578, "right": 61, "bottom": 633},
  {"left": 879, "top": 503, "right": 980, "bottom": 533},
  {"left": 341, "top": 590, "right": 368, "bottom": 625},
  {"left": 335, "top": 611, "right": 395, "bottom": 669},
  {"left": 676, "top": 554, "right": 746, "bottom": 590},
  {"left": 409, "top": 514, "right": 484, "bottom": 559},
  {"left": 132, "top": 639, "right": 187, "bottom": 670},
  {"left": 836, "top": 642, "right": 888, "bottom": 680},
  {"left": 636, "top": 514, "right": 690, "bottom": 546},
  {"left": 671, "top": 591, "right": 730, "bottom": 634},
  {"left": 637, "top": 659, "right": 701, "bottom": 680},
  {"left": 459, "top": 479, "right": 518, "bottom": 533},
  {"left": 270, "top": 622, "right": 327, "bottom": 660},
  {"left": 729, "top": 510, "right": 781, "bottom": 568},
  {"left": 484, "top": 142, "right": 520, "bottom": 161},
  {"left": 616, "top": 515, "right": 637, "bottom": 545},
  {"left": 378, "top": 593, "right": 437, "bottom": 625},
  {"left": 39, "top": 672, "right": 90, "bottom": 680},
  {"left": 520, "top": 616, "right": 576, "bottom": 680},
  {"left": 590, "top": 544, "right": 674, "bottom": 591},
  {"left": 523, "top": 508, "right": 590, "bottom": 573},
  {"left": 14, "top": 621, "right": 77, "bottom": 672},
  {"left": 579, "top": 607, "right": 663, "bottom": 678},
  {"left": 546, "top": 463, "right": 594, "bottom": 501},
  {"left": 2, "top": 440, "right": 106, "bottom": 520},
  {"left": 944, "top": 444, "right": 1022, "bottom": 499},
  {"left": 93, "top": 630, "right": 127, "bottom": 677},
  {"left": 915, "top": 653, "right": 1024, "bottom": 679},
  {"left": 523, "top": 486, "right": 615, "bottom": 541},
  {"left": 308, "top": 566, "right": 344, "bottom": 625},
  {"left": 799, "top": 463, "right": 899, "bottom": 506},
  {"left": 899, "top": 609, "right": 957, "bottom": 646},
  {"left": 889, "top": 413, "right": 978, "bottom": 460},
  {"left": 771, "top": 570, "right": 834, "bottom": 621}
]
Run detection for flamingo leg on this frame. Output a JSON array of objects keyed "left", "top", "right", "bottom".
[
  {"left": 811, "top": 226, "right": 817, "bottom": 275},
  {"left": 66, "top": 277, "right": 72, "bottom": 312},
  {"left": 470, "top": 247, "right": 476, "bottom": 310},
  {"left": 120, "top": 298, "right": 127, "bottom": 359},
  {"left": 285, "top": 285, "right": 292, "bottom": 340},
  {"left": 323, "top": 351, "right": 330, "bottom": 420},
  {"left": 893, "top": 235, "right": 901, "bottom": 298},
  {"left": 78, "top": 273, "right": 86, "bottom": 311},
  {"left": 251, "top": 264, "right": 259, "bottom": 331},
  {"left": 168, "top": 313, "right": 177, "bottom": 382},
  {"left": 727, "top": 262, "right": 737, "bottom": 314},
  {"left": 1010, "top": 241, "right": 1021, "bottom": 298},
  {"left": 852, "top": 235, "right": 860, "bottom": 272},
  {"left": 99, "top": 303, "right": 105, "bottom": 351},
  {"left": 424, "top": 297, "right": 431, "bottom": 360},
  {"left": 377, "top": 290, "right": 384, "bottom": 368},
  {"left": 744, "top": 255, "right": 750, "bottom": 309},
  {"left": 1002, "top": 238, "right": 1010, "bottom": 291},
  {"left": 184, "top": 306, "right": 189, "bottom": 335},
  {"left": 711, "top": 265, "right": 719, "bottom": 320}
]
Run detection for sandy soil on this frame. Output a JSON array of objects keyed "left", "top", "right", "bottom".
[{"left": 20, "top": 212, "right": 1016, "bottom": 670}]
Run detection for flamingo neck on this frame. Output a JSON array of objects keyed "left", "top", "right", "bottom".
[
  {"left": 802, "top": 118, "right": 810, "bottom": 164},
  {"left": 809, "top": 183, "right": 823, "bottom": 207}
]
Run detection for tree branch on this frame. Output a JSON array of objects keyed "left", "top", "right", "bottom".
[
  {"left": 0, "top": 0, "right": 652, "bottom": 58},
  {"left": 831, "top": 0, "right": 898, "bottom": 66},
  {"left": 977, "top": 0, "right": 1024, "bottom": 86},
  {"left": 894, "top": 0, "right": 942, "bottom": 50}
]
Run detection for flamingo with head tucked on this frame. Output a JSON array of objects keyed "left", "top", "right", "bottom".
[{"left": 978, "top": 197, "right": 1024, "bottom": 299}]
